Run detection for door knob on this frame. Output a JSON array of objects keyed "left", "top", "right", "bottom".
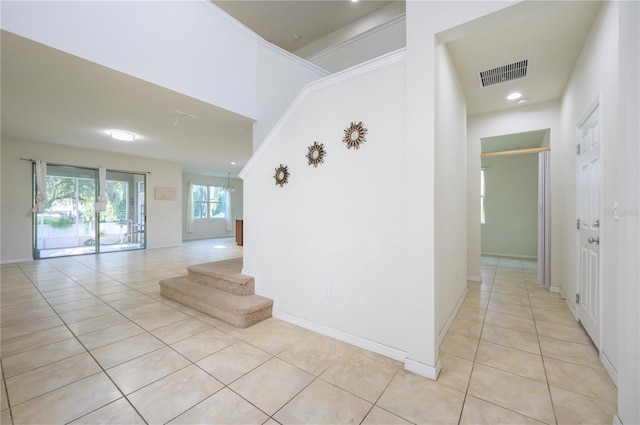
[{"left": 588, "top": 237, "right": 600, "bottom": 245}]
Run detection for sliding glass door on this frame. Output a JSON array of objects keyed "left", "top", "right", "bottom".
[
  {"left": 33, "top": 164, "right": 146, "bottom": 259},
  {"left": 33, "top": 165, "right": 98, "bottom": 258},
  {"left": 98, "top": 170, "right": 145, "bottom": 253}
]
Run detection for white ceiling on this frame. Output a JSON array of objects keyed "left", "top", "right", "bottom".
[
  {"left": 446, "top": 0, "right": 601, "bottom": 116},
  {"left": 212, "top": 0, "right": 396, "bottom": 53},
  {"left": 1, "top": 1, "right": 602, "bottom": 176}
]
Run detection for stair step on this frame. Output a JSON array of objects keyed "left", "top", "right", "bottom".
[
  {"left": 187, "top": 258, "right": 254, "bottom": 296},
  {"left": 159, "top": 276, "right": 272, "bottom": 329}
]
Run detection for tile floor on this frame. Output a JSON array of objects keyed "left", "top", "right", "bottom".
[{"left": 1, "top": 239, "right": 617, "bottom": 424}]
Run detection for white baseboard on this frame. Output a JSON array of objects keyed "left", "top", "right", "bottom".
[
  {"left": 274, "top": 310, "right": 407, "bottom": 363},
  {"left": 404, "top": 357, "right": 441, "bottom": 380},
  {"left": 1, "top": 257, "right": 33, "bottom": 264},
  {"left": 613, "top": 414, "right": 622, "bottom": 425},
  {"left": 549, "top": 285, "right": 561, "bottom": 293},
  {"left": 250, "top": 268, "right": 442, "bottom": 381},
  {"left": 559, "top": 287, "right": 579, "bottom": 320},
  {"left": 600, "top": 351, "right": 618, "bottom": 387},
  {"left": 467, "top": 275, "right": 482, "bottom": 282},
  {"left": 481, "top": 251, "right": 537, "bottom": 260},
  {"left": 438, "top": 288, "right": 468, "bottom": 346}
]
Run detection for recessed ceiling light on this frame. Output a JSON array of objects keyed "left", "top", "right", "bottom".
[
  {"left": 507, "top": 92, "right": 522, "bottom": 100},
  {"left": 351, "top": 0, "right": 358, "bottom": 3},
  {"left": 109, "top": 130, "right": 136, "bottom": 142},
  {"left": 230, "top": 161, "right": 237, "bottom": 165},
  {"left": 517, "top": 98, "right": 529, "bottom": 105}
]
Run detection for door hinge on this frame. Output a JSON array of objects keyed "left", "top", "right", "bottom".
[
  {"left": 577, "top": 219, "right": 580, "bottom": 230},
  {"left": 576, "top": 294, "right": 580, "bottom": 304},
  {"left": 576, "top": 144, "right": 581, "bottom": 155}
]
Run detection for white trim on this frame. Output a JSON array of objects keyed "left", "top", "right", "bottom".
[
  {"left": 200, "top": 0, "right": 260, "bottom": 41},
  {"left": 480, "top": 251, "right": 537, "bottom": 259},
  {"left": 148, "top": 243, "right": 180, "bottom": 250},
  {"left": 257, "top": 39, "right": 330, "bottom": 78},
  {"left": 245, "top": 268, "right": 407, "bottom": 364},
  {"left": 559, "top": 286, "right": 579, "bottom": 320},
  {"left": 467, "top": 275, "right": 482, "bottom": 282},
  {"left": 240, "top": 48, "right": 407, "bottom": 179},
  {"left": 305, "top": 14, "right": 406, "bottom": 62},
  {"left": 613, "top": 415, "right": 623, "bottom": 425},
  {"left": 1, "top": 257, "right": 33, "bottom": 264},
  {"left": 438, "top": 288, "right": 468, "bottom": 346},
  {"left": 404, "top": 358, "right": 441, "bottom": 381},
  {"left": 549, "top": 285, "right": 561, "bottom": 293},
  {"left": 600, "top": 351, "right": 618, "bottom": 387},
  {"left": 274, "top": 310, "right": 406, "bottom": 363}
]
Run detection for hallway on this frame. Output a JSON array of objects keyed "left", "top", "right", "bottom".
[{"left": 1, "top": 241, "right": 617, "bottom": 424}]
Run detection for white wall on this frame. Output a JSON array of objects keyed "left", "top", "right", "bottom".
[
  {"left": 560, "top": 0, "right": 619, "bottom": 376},
  {"left": 481, "top": 153, "right": 538, "bottom": 258},
  {"left": 297, "top": 2, "right": 406, "bottom": 74},
  {"left": 434, "top": 43, "right": 468, "bottom": 341},
  {"left": 182, "top": 173, "right": 243, "bottom": 241},
  {"left": 467, "top": 101, "right": 561, "bottom": 283},
  {"left": 405, "top": 0, "right": 515, "bottom": 377},
  {"left": 254, "top": 41, "right": 329, "bottom": 151},
  {"left": 0, "top": 1, "right": 258, "bottom": 120},
  {"left": 1, "top": 138, "right": 182, "bottom": 263},
  {"left": 242, "top": 54, "right": 410, "bottom": 366},
  {"left": 616, "top": 1, "right": 640, "bottom": 422}
]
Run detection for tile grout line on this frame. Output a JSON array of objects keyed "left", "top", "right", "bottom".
[{"left": 12, "top": 260, "right": 151, "bottom": 425}]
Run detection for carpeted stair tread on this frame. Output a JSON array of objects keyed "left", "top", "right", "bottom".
[
  {"left": 159, "top": 276, "right": 272, "bottom": 329},
  {"left": 187, "top": 258, "right": 254, "bottom": 295},
  {"left": 187, "top": 258, "right": 248, "bottom": 284},
  {"left": 160, "top": 276, "right": 271, "bottom": 313}
]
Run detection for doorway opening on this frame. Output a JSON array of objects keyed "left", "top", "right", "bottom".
[{"left": 480, "top": 129, "right": 551, "bottom": 285}]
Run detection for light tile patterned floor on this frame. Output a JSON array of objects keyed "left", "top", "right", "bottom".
[{"left": 0, "top": 240, "right": 617, "bottom": 424}]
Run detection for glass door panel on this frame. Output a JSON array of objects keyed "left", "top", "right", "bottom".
[
  {"left": 34, "top": 165, "right": 97, "bottom": 259},
  {"left": 97, "top": 170, "right": 145, "bottom": 253}
]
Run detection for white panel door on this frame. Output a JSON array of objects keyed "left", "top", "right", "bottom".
[{"left": 577, "top": 105, "right": 601, "bottom": 348}]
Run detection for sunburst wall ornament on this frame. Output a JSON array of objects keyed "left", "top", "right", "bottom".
[
  {"left": 343, "top": 121, "right": 368, "bottom": 150},
  {"left": 306, "top": 142, "right": 326, "bottom": 167},
  {"left": 274, "top": 164, "right": 290, "bottom": 187}
]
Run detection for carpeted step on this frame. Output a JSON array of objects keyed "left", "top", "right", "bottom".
[
  {"left": 159, "top": 276, "right": 272, "bottom": 329},
  {"left": 187, "top": 258, "right": 254, "bottom": 296}
]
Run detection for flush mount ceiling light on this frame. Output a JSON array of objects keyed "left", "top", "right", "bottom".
[
  {"left": 109, "top": 130, "right": 136, "bottom": 142},
  {"left": 507, "top": 92, "right": 523, "bottom": 100}
]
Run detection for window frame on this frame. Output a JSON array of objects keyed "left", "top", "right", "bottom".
[{"left": 192, "top": 184, "right": 226, "bottom": 219}]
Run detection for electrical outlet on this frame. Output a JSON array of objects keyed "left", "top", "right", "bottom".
[{"left": 322, "top": 283, "right": 331, "bottom": 297}]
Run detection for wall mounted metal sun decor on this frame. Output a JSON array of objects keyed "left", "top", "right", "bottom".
[
  {"left": 274, "top": 164, "right": 290, "bottom": 187},
  {"left": 306, "top": 141, "right": 326, "bottom": 167},
  {"left": 342, "top": 121, "right": 368, "bottom": 150}
]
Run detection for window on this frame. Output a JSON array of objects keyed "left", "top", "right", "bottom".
[
  {"left": 480, "top": 169, "right": 486, "bottom": 224},
  {"left": 192, "top": 185, "right": 226, "bottom": 219}
]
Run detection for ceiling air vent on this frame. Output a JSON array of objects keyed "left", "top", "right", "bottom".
[{"left": 478, "top": 59, "right": 529, "bottom": 88}]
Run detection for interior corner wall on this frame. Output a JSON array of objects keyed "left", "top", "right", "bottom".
[
  {"left": 481, "top": 153, "right": 538, "bottom": 258},
  {"left": 467, "top": 101, "right": 561, "bottom": 284},
  {"left": 435, "top": 42, "right": 468, "bottom": 341},
  {"left": 242, "top": 59, "right": 409, "bottom": 362},
  {"left": 560, "top": 0, "right": 620, "bottom": 376},
  {"left": 0, "top": 1, "right": 259, "bottom": 120},
  {"left": 0, "top": 138, "right": 182, "bottom": 263},
  {"left": 253, "top": 42, "right": 328, "bottom": 152},
  {"left": 304, "top": 19, "right": 406, "bottom": 74},
  {"left": 181, "top": 173, "right": 243, "bottom": 241},
  {"left": 405, "top": 0, "right": 514, "bottom": 373}
]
